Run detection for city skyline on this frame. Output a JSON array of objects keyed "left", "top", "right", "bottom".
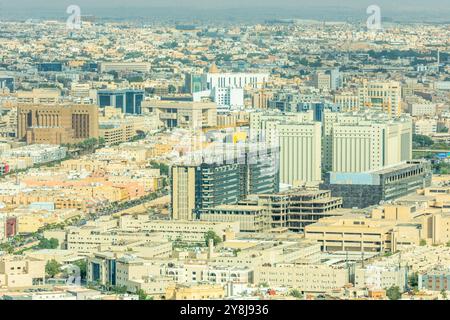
[
  {"left": 0, "top": 0, "right": 450, "bottom": 22},
  {"left": 0, "top": 0, "right": 449, "bottom": 307}
]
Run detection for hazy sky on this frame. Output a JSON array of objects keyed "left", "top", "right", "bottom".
[
  {"left": 1, "top": 0, "right": 450, "bottom": 22},
  {"left": 3, "top": 0, "right": 448, "bottom": 9}
]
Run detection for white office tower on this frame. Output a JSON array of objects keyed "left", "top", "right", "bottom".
[
  {"left": 322, "top": 110, "right": 412, "bottom": 173},
  {"left": 206, "top": 63, "right": 269, "bottom": 113},
  {"left": 212, "top": 87, "right": 244, "bottom": 113},
  {"left": 358, "top": 80, "right": 402, "bottom": 117},
  {"left": 250, "top": 110, "right": 321, "bottom": 185},
  {"left": 277, "top": 123, "right": 322, "bottom": 185}
]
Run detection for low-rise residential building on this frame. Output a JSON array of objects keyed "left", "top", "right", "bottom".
[{"left": 0, "top": 255, "right": 45, "bottom": 289}]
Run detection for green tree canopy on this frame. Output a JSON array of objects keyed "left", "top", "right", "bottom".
[
  {"left": 38, "top": 238, "right": 59, "bottom": 249},
  {"left": 386, "top": 286, "right": 402, "bottom": 300},
  {"left": 413, "top": 134, "right": 434, "bottom": 148},
  {"left": 289, "top": 289, "right": 303, "bottom": 299},
  {"left": 136, "top": 289, "right": 148, "bottom": 300},
  {"left": 204, "top": 230, "right": 222, "bottom": 246},
  {"left": 45, "top": 259, "right": 61, "bottom": 278}
]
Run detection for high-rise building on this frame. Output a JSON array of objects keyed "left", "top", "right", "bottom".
[
  {"left": 312, "top": 72, "right": 331, "bottom": 91},
  {"left": 334, "top": 92, "right": 359, "bottom": 112},
  {"left": 328, "top": 68, "right": 343, "bottom": 91},
  {"left": 184, "top": 73, "right": 207, "bottom": 94},
  {"left": 322, "top": 110, "right": 412, "bottom": 173},
  {"left": 204, "top": 65, "right": 269, "bottom": 112},
  {"left": 97, "top": 89, "right": 144, "bottom": 114},
  {"left": 17, "top": 104, "right": 99, "bottom": 144},
  {"left": 358, "top": 80, "right": 402, "bottom": 116},
  {"left": 171, "top": 145, "right": 280, "bottom": 221},
  {"left": 276, "top": 122, "right": 322, "bottom": 185},
  {"left": 250, "top": 110, "right": 321, "bottom": 185}
]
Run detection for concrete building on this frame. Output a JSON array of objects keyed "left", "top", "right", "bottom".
[
  {"left": 414, "top": 118, "right": 437, "bottom": 136},
  {"left": 165, "top": 283, "right": 225, "bottom": 300},
  {"left": 97, "top": 89, "right": 144, "bottom": 115},
  {"left": 358, "top": 80, "right": 402, "bottom": 116},
  {"left": 171, "top": 145, "right": 279, "bottom": 221},
  {"left": 17, "top": 104, "right": 99, "bottom": 145},
  {"left": 321, "top": 160, "right": 432, "bottom": 208},
  {"left": 212, "top": 86, "right": 244, "bottom": 113},
  {"left": 204, "top": 69, "right": 269, "bottom": 113},
  {"left": 239, "top": 188, "right": 343, "bottom": 233},
  {"left": 0, "top": 255, "right": 46, "bottom": 289},
  {"left": 16, "top": 89, "right": 60, "bottom": 105},
  {"left": 408, "top": 102, "right": 437, "bottom": 117},
  {"left": 99, "top": 62, "right": 151, "bottom": 73},
  {"left": 322, "top": 110, "right": 413, "bottom": 173},
  {"left": 312, "top": 72, "right": 331, "bottom": 91},
  {"left": 355, "top": 265, "right": 408, "bottom": 292},
  {"left": 206, "top": 72, "right": 269, "bottom": 90},
  {"left": 419, "top": 268, "right": 450, "bottom": 292},
  {"left": 199, "top": 204, "right": 271, "bottom": 233},
  {"left": 250, "top": 110, "right": 321, "bottom": 184},
  {"left": 334, "top": 92, "right": 359, "bottom": 112},
  {"left": 304, "top": 202, "right": 450, "bottom": 253},
  {"left": 142, "top": 100, "right": 217, "bottom": 129},
  {"left": 254, "top": 264, "right": 350, "bottom": 293},
  {"left": 2, "top": 144, "right": 67, "bottom": 165},
  {"left": 277, "top": 122, "right": 322, "bottom": 185}
]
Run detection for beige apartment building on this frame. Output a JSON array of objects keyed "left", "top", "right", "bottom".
[
  {"left": 254, "top": 264, "right": 349, "bottom": 293},
  {"left": 16, "top": 88, "right": 60, "bottom": 104},
  {"left": 358, "top": 80, "right": 402, "bottom": 116},
  {"left": 118, "top": 214, "right": 240, "bottom": 243},
  {"left": 0, "top": 255, "right": 46, "bottom": 289},
  {"left": 334, "top": 91, "right": 359, "bottom": 112},
  {"left": 305, "top": 214, "right": 398, "bottom": 253},
  {"left": 165, "top": 283, "right": 225, "bottom": 300},
  {"left": 171, "top": 165, "right": 196, "bottom": 221},
  {"left": 199, "top": 204, "right": 271, "bottom": 233},
  {"left": 313, "top": 72, "right": 331, "bottom": 91}
]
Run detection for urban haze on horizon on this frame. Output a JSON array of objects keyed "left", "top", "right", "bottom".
[
  {"left": 0, "top": 0, "right": 450, "bottom": 22},
  {"left": 0, "top": 0, "right": 448, "bottom": 306}
]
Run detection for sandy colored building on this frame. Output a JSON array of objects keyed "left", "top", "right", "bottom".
[
  {"left": 142, "top": 100, "right": 217, "bottom": 129},
  {"left": 17, "top": 104, "right": 99, "bottom": 144},
  {"left": 0, "top": 255, "right": 45, "bottom": 289},
  {"left": 254, "top": 264, "right": 350, "bottom": 293},
  {"left": 165, "top": 283, "right": 225, "bottom": 300}
]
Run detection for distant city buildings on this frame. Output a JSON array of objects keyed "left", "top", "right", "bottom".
[{"left": 0, "top": 17, "right": 448, "bottom": 301}]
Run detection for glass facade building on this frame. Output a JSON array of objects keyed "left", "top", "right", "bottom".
[{"left": 97, "top": 89, "right": 144, "bottom": 114}]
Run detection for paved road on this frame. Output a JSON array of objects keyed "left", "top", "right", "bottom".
[{"left": 413, "top": 149, "right": 450, "bottom": 153}]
